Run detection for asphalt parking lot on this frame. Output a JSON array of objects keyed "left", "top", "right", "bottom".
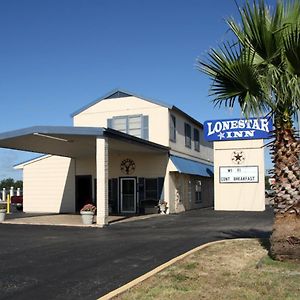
[{"left": 0, "top": 207, "right": 273, "bottom": 300}]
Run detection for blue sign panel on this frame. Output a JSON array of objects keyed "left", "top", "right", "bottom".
[{"left": 204, "top": 118, "right": 273, "bottom": 142}]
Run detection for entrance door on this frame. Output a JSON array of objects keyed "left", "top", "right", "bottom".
[
  {"left": 75, "top": 175, "right": 92, "bottom": 212},
  {"left": 120, "top": 178, "right": 136, "bottom": 213}
]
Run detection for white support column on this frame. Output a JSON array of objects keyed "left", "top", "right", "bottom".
[
  {"left": 2, "top": 188, "right": 6, "bottom": 202},
  {"left": 165, "top": 159, "right": 177, "bottom": 214},
  {"left": 96, "top": 137, "right": 109, "bottom": 226},
  {"left": 10, "top": 187, "right": 14, "bottom": 197}
]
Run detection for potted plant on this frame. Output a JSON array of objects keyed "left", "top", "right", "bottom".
[
  {"left": 80, "top": 204, "right": 96, "bottom": 225},
  {"left": 158, "top": 201, "right": 168, "bottom": 214},
  {"left": 0, "top": 202, "right": 7, "bottom": 223}
]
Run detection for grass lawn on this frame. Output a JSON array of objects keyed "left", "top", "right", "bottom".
[{"left": 114, "top": 239, "right": 300, "bottom": 300}]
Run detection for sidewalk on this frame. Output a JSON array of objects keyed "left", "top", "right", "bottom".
[{"left": 3, "top": 212, "right": 161, "bottom": 227}]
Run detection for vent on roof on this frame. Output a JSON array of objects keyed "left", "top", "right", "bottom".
[{"left": 105, "top": 91, "right": 132, "bottom": 99}]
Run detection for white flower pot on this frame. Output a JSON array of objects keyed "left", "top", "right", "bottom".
[
  {"left": 159, "top": 204, "right": 166, "bottom": 214},
  {"left": 80, "top": 211, "right": 94, "bottom": 225},
  {"left": 0, "top": 209, "right": 6, "bottom": 223}
]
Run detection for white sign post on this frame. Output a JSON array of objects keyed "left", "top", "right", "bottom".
[{"left": 204, "top": 117, "right": 270, "bottom": 212}]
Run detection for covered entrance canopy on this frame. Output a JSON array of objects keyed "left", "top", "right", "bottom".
[
  {"left": 0, "top": 126, "right": 169, "bottom": 158},
  {"left": 0, "top": 126, "right": 169, "bottom": 226}
]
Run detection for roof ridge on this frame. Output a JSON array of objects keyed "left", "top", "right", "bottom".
[{"left": 70, "top": 88, "right": 172, "bottom": 117}]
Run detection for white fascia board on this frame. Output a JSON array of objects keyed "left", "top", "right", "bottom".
[{"left": 14, "top": 154, "right": 52, "bottom": 170}]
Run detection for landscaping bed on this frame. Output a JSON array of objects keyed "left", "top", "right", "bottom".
[{"left": 115, "top": 239, "right": 300, "bottom": 299}]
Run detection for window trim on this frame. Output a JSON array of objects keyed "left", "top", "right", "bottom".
[
  {"left": 194, "top": 128, "right": 200, "bottom": 152},
  {"left": 144, "top": 178, "right": 158, "bottom": 202},
  {"left": 169, "top": 114, "right": 176, "bottom": 142},
  {"left": 184, "top": 123, "right": 192, "bottom": 148},
  {"left": 110, "top": 114, "right": 146, "bottom": 139}
]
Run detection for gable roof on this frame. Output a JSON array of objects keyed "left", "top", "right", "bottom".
[
  {"left": 70, "top": 88, "right": 203, "bottom": 128},
  {"left": 70, "top": 88, "right": 172, "bottom": 117}
]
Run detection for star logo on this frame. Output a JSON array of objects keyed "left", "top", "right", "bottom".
[
  {"left": 231, "top": 151, "right": 245, "bottom": 164},
  {"left": 217, "top": 132, "right": 225, "bottom": 140}
]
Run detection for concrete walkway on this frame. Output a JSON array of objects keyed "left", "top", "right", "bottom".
[{"left": 3, "top": 212, "right": 161, "bottom": 226}]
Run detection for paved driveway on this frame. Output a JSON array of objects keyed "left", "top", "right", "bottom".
[{"left": 0, "top": 208, "right": 273, "bottom": 300}]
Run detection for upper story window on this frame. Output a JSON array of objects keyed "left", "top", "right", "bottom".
[
  {"left": 107, "top": 115, "right": 149, "bottom": 140},
  {"left": 170, "top": 115, "right": 176, "bottom": 142},
  {"left": 184, "top": 123, "right": 191, "bottom": 148},
  {"left": 194, "top": 128, "right": 200, "bottom": 152}
]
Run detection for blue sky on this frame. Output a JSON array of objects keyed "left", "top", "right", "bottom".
[{"left": 0, "top": 0, "right": 277, "bottom": 180}]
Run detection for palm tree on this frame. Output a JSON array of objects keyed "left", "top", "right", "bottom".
[{"left": 198, "top": 0, "right": 300, "bottom": 261}]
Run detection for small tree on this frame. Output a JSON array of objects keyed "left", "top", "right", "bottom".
[
  {"left": 198, "top": 0, "right": 300, "bottom": 261},
  {"left": 0, "top": 178, "right": 23, "bottom": 191}
]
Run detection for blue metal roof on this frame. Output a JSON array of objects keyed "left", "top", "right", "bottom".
[
  {"left": 0, "top": 126, "right": 104, "bottom": 140},
  {"left": 170, "top": 155, "right": 214, "bottom": 177},
  {"left": 0, "top": 125, "right": 169, "bottom": 163}
]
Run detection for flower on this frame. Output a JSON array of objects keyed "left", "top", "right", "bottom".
[{"left": 80, "top": 204, "right": 96, "bottom": 213}]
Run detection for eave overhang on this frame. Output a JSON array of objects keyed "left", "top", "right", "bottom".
[{"left": 0, "top": 126, "right": 169, "bottom": 159}]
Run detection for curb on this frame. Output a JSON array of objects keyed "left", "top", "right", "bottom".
[
  {"left": 98, "top": 238, "right": 254, "bottom": 300},
  {"left": 2, "top": 221, "right": 100, "bottom": 228}
]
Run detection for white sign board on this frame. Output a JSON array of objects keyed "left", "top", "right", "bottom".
[{"left": 220, "top": 166, "right": 259, "bottom": 183}]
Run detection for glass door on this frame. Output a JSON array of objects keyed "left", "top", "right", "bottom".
[{"left": 120, "top": 178, "right": 136, "bottom": 213}]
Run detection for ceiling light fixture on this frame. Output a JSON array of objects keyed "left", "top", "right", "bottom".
[{"left": 33, "top": 133, "right": 71, "bottom": 142}]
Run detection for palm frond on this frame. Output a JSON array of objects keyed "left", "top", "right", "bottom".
[
  {"left": 198, "top": 0, "right": 300, "bottom": 124},
  {"left": 227, "top": 0, "right": 283, "bottom": 67},
  {"left": 283, "top": 25, "right": 300, "bottom": 75},
  {"left": 197, "top": 43, "right": 268, "bottom": 117}
]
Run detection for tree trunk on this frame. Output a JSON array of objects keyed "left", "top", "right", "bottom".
[
  {"left": 270, "top": 125, "right": 300, "bottom": 261},
  {"left": 270, "top": 214, "right": 300, "bottom": 261}
]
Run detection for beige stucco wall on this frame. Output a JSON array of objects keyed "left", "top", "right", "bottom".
[
  {"left": 169, "top": 172, "right": 214, "bottom": 213},
  {"left": 73, "top": 95, "right": 213, "bottom": 164},
  {"left": 214, "top": 139, "right": 265, "bottom": 211},
  {"left": 72, "top": 152, "right": 169, "bottom": 202},
  {"left": 23, "top": 156, "right": 75, "bottom": 213},
  {"left": 75, "top": 157, "right": 96, "bottom": 177},
  {"left": 73, "top": 96, "right": 170, "bottom": 146},
  {"left": 108, "top": 151, "right": 168, "bottom": 179},
  {"left": 169, "top": 110, "right": 213, "bottom": 164},
  {"left": 19, "top": 94, "right": 215, "bottom": 215}
]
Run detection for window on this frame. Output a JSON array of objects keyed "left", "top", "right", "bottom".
[
  {"left": 194, "top": 128, "right": 200, "bottom": 152},
  {"left": 145, "top": 178, "right": 158, "bottom": 202},
  {"left": 185, "top": 123, "right": 191, "bottom": 148},
  {"left": 170, "top": 115, "right": 176, "bottom": 142},
  {"left": 113, "top": 117, "right": 127, "bottom": 133},
  {"left": 128, "top": 116, "right": 142, "bottom": 137},
  {"left": 108, "top": 115, "right": 149, "bottom": 139},
  {"left": 140, "top": 177, "right": 164, "bottom": 210},
  {"left": 195, "top": 180, "right": 202, "bottom": 203}
]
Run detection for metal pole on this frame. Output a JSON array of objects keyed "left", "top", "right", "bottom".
[{"left": 6, "top": 194, "right": 10, "bottom": 214}]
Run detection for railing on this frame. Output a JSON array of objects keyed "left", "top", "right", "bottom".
[{"left": 0, "top": 188, "right": 23, "bottom": 214}]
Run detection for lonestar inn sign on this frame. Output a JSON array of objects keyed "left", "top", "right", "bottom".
[{"left": 204, "top": 118, "right": 273, "bottom": 141}]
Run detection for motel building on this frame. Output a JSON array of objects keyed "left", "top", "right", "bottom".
[{"left": 0, "top": 89, "right": 214, "bottom": 226}]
